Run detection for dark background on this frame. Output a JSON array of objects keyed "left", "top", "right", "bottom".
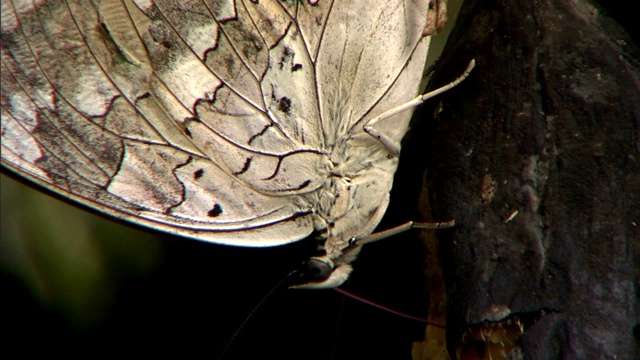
[
  {"left": 416, "top": 0, "right": 639, "bottom": 358},
  {"left": 2, "top": 0, "right": 637, "bottom": 359},
  {"left": 1, "top": 0, "right": 462, "bottom": 358}
]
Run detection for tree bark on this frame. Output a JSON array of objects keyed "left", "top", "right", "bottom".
[{"left": 411, "top": 0, "right": 640, "bottom": 358}]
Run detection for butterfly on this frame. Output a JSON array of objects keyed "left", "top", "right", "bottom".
[{"left": 1, "top": 0, "right": 472, "bottom": 288}]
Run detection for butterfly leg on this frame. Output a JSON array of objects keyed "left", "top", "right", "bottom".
[
  {"left": 338, "top": 192, "right": 393, "bottom": 264},
  {"left": 355, "top": 219, "right": 456, "bottom": 247},
  {"left": 363, "top": 59, "right": 476, "bottom": 157}
]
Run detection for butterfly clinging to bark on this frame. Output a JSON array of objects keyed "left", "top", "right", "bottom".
[{"left": 1, "top": 0, "right": 473, "bottom": 288}]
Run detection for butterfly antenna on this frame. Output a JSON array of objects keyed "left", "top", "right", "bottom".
[
  {"left": 217, "top": 270, "right": 297, "bottom": 359},
  {"left": 333, "top": 287, "right": 445, "bottom": 329}
]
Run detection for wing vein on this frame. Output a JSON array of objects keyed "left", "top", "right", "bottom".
[
  {"left": 152, "top": 1, "right": 265, "bottom": 113},
  {"left": 5, "top": 1, "right": 115, "bottom": 181}
]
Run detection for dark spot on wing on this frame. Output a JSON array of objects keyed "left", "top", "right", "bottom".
[
  {"left": 234, "top": 157, "right": 252, "bottom": 175},
  {"left": 292, "top": 63, "right": 302, "bottom": 71},
  {"left": 149, "top": 22, "right": 174, "bottom": 49},
  {"left": 134, "top": 92, "right": 151, "bottom": 105},
  {"left": 284, "top": 47, "right": 293, "bottom": 56},
  {"left": 294, "top": 179, "right": 311, "bottom": 191},
  {"left": 208, "top": 203, "right": 223, "bottom": 217},
  {"left": 194, "top": 168, "right": 204, "bottom": 179},
  {"left": 278, "top": 97, "right": 292, "bottom": 113},
  {"left": 279, "top": 46, "right": 295, "bottom": 69}
]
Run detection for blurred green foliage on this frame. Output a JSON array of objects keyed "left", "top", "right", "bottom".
[{"left": 1, "top": 174, "right": 164, "bottom": 330}]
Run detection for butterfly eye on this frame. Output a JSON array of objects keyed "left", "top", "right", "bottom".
[
  {"left": 348, "top": 237, "right": 358, "bottom": 247},
  {"left": 300, "top": 257, "right": 334, "bottom": 282}
]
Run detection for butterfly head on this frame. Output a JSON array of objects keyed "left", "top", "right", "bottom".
[
  {"left": 289, "top": 257, "right": 352, "bottom": 289},
  {"left": 289, "top": 240, "right": 362, "bottom": 289},
  {"left": 289, "top": 165, "right": 392, "bottom": 289}
]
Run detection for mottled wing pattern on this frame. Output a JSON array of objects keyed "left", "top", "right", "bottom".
[
  {"left": 1, "top": 0, "right": 430, "bottom": 246},
  {"left": 315, "top": 1, "right": 431, "bottom": 142},
  {"left": 1, "top": 0, "right": 313, "bottom": 245}
]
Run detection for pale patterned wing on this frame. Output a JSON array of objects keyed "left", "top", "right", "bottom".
[
  {"left": 314, "top": 1, "right": 431, "bottom": 148},
  {"left": 137, "top": 0, "right": 331, "bottom": 195},
  {"left": 1, "top": 0, "right": 433, "bottom": 247},
  {"left": 1, "top": 0, "right": 320, "bottom": 246}
]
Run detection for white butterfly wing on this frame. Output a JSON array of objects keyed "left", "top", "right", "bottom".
[
  {"left": 1, "top": 0, "right": 315, "bottom": 245},
  {"left": 1, "top": 0, "right": 431, "bottom": 247},
  {"left": 316, "top": 2, "right": 431, "bottom": 134}
]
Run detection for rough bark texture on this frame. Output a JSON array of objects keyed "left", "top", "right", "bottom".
[{"left": 412, "top": 0, "right": 639, "bottom": 358}]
